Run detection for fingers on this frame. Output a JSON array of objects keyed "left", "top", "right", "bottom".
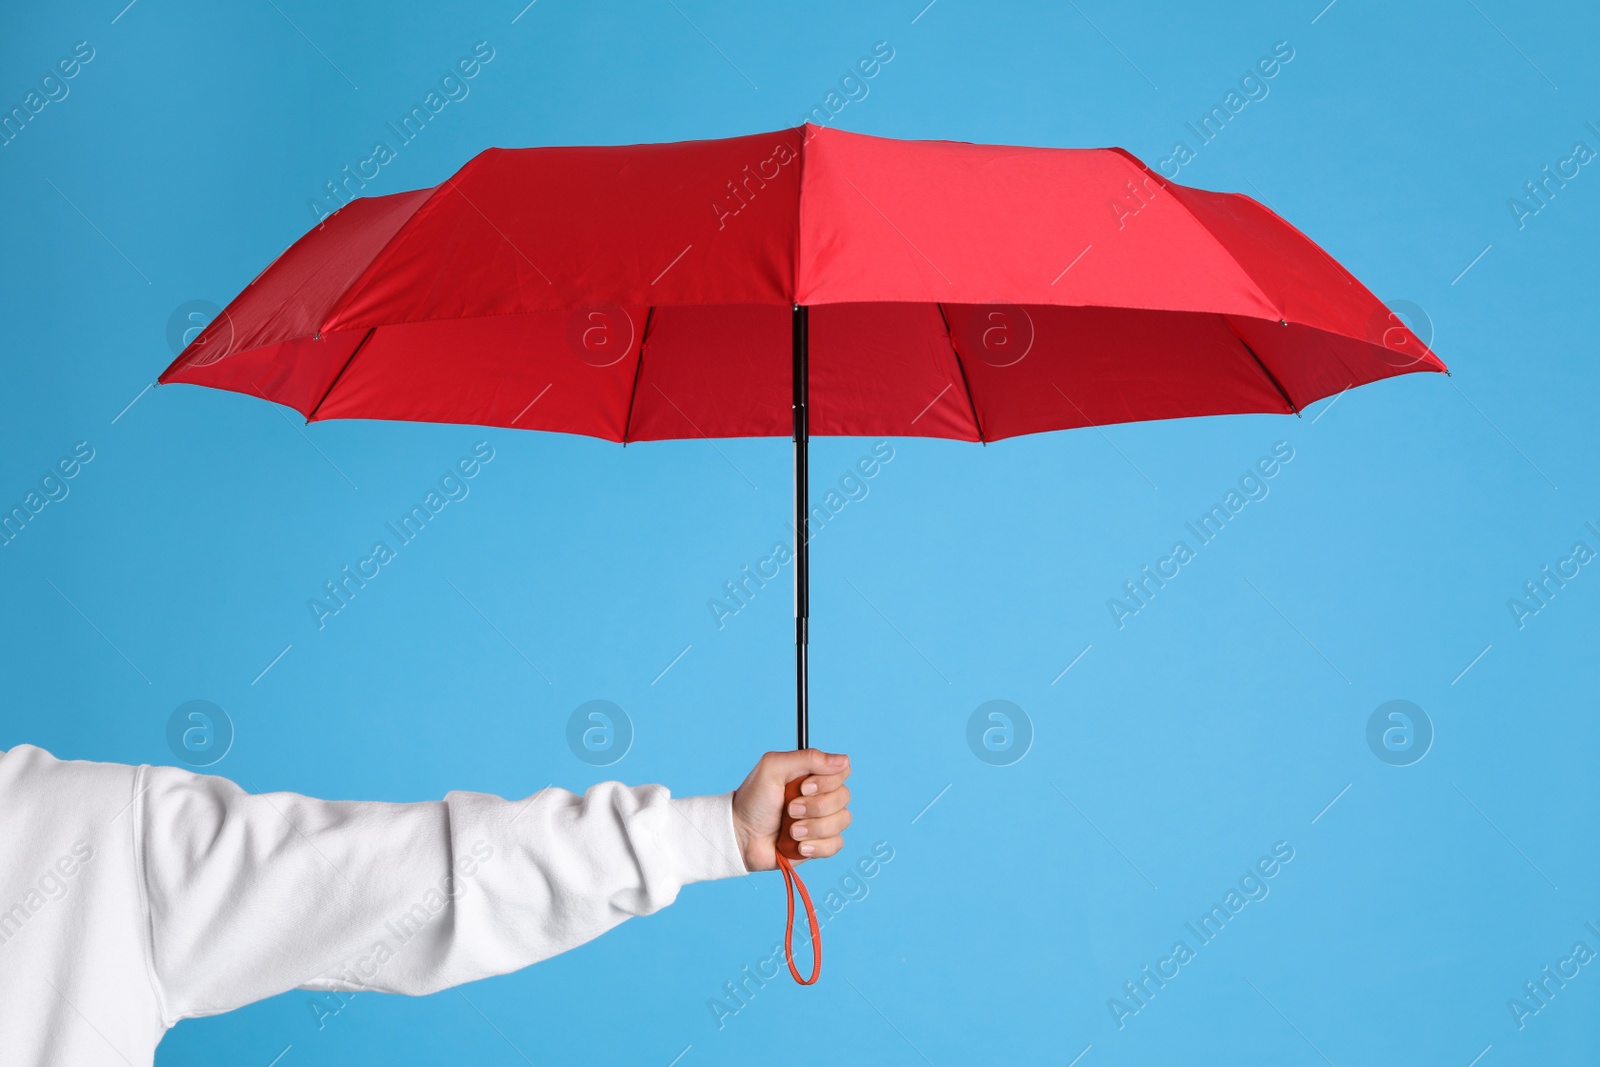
[
  {"left": 788, "top": 783, "right": 849, "bottom": 820},
  {"left": 789, "top": 806, "right": 852, "bottom": 845},
  {"left": 796, "top": 834, "right": 846, "bottom": 859},
  {"left": 760, "top": 748, "right": 849, "bottom": 788},
  {"left": 796, "top": 770, "right": 849, "bottom": 797}
]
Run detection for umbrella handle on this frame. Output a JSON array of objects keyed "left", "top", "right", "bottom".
[{"left": 775, "top": 777, "right": 821, "bottom": 984}]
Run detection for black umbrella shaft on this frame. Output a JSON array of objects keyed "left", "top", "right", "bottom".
[{"left": 792, "top": 304, "right": 809, "bottom": 751}]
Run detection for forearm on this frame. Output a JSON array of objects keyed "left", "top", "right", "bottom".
[
  {"left": 314, "top": 784, "right": 750, "bottom": 995},
  {"left": 138, "top": 765, "right": 748, "bottom": 1020}
]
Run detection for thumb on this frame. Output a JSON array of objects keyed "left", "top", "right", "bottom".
[{"left": 761, "top": 748, "right": 849, "bottom": 786}]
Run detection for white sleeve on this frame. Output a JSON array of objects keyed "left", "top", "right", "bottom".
[{"left": 134, "top": 763, "right": 749, "bottom": 1022}]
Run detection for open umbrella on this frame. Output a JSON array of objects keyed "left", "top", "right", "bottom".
[{"left": 159, "top": 122, "right": 1447, "bottom": 983}]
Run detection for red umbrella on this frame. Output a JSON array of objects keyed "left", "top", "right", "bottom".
[{"left": 160, "top": 122, "right": 1446, "bottom": 982}]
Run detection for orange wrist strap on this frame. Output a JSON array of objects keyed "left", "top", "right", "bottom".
[{"left": 775, "top": 851, "right": 821, "bottom": 984}]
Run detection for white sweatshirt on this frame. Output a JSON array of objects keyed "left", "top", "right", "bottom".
[{"left": 0, "top": 744, "right": 749, "bottom": 1066}]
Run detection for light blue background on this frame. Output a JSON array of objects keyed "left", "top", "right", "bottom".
[{"left": 2, "top": 1, "right": 1597, "bottom": 1064}]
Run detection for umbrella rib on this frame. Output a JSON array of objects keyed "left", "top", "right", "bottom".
[
  {"left": 306, "top": 327, "right": 376, "bottom": 422},
  {"left": 621, "top": 307, "right": 655, "bottom": 445},
  {"left": 1226, "top": 320, "right": 1298, "bottom": 416},
  {"left": 935, "top": 303, "right": 985, "bottom": 443}
]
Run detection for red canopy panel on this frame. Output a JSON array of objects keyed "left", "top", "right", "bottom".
[
  {"left": 325, "top": 129, "right": 800, "bottom": 328},
  {"left": 794, "top": 135, "right": 1280, "bottom": 318}
]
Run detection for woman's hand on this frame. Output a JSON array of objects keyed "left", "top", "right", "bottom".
[{"left": 731, "top": 749, "right": 852, "bottom": 871}]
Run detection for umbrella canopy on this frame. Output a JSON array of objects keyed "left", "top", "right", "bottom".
[{"left": 159, "top": 122, "right": 1445, "bottom": 441}]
